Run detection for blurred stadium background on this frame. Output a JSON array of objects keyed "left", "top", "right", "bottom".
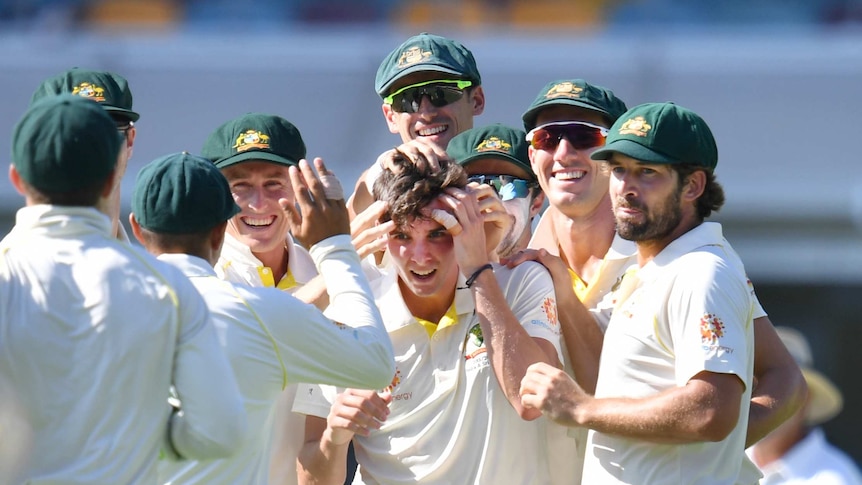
[{"left": 0, "top": 0, "right": 860, "bottom": 465}]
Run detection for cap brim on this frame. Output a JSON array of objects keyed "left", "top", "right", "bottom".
[
  {"left": 214, "top": 150, "right": 298, "bottom": 169},
  {"left": 590, "top": 139, "right": 678, "bottom": 165},
  {"left": 803, "top": 368, "right": 843, "bottom": 425},
  {"left": 378, "top": 65, "right": 468, "bottom": 96},
  {"left": 460, "top": 154, "right": 535, "bottom": 180},
  {"left": 522, "top": 99, "right": 612, "bottom": 131},
  {"left": 103, "top": 106, "right": 140, "bottom": 122}
]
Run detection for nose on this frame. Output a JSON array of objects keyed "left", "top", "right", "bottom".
[
  {"left": 553, "top": 136, "right": 589, "bottom": 162},
  {"left": 246, "top": 186, "right": 266, "bottom": 211},
  {"left": 414, "top": 95, "right": 438, "bottom": 116},
  {"left": 409, "top": 238, "right": 434, "bottom": 264}
]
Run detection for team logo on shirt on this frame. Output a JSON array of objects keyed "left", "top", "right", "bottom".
[
  {"left": 383, "top": 368, "right": 402, "bottom": 393},
  {"left": 397, "top": 46, "right": 432, "bottom": 68},
  {"left": 72, "top": 82, "right": 106, "bottom": 102},
  {"left": 618, "top": 116, "right": 652, "bottom": 137},
  {"left": 475, "top": 136, "right": 512, "bottom": 154},
  {"left": 544, "top": 82, "right": 583, "bottom": 99},
  {"left": 700, "top": 313, "right": 726, "bottom": 344},
  {"left": 541, "top": 297, "right": 558, "bottom": 327},
  {"left": 465, "top": 323, "right": 486, "bottom": 360},
  {"left": 233, "top": 130, "right": 271, "bottom": 152}
]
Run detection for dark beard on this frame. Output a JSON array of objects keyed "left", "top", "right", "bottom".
[{"left": 615, "top": 189, "right": 683, "bottom": 243}]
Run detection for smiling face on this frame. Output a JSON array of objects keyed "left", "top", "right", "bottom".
[
  {"left": 529, "top": 105, "right": 612, "bottom": 220},
  {"left": 387, "top": 198, "right": 459, "bottom": 309},
  {"left": 220, "top": 160, "right": 294, "bottom": 259},
  {"left": 382, "top": 71, "right": 485, "bottom": 148}
]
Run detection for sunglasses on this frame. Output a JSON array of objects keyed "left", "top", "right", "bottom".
[
  {"left": 526, "top": 121, "right": 608, "bottom": 151},
  {"left": 116, "top": 121, "right": 134, "bottom": 137},
  {"left": 468, "top": 174, "right": 537, "bottom": 202},
  {"left": 384, "top": 79, "right": 473, "bottom": 113}
]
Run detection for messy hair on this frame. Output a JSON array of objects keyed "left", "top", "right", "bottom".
[
  {"left": 372, "top": 154, "right": 468, "bottom": 227},
  {"left": 673, "top": 164, "right": 725, "bottom": 220}
]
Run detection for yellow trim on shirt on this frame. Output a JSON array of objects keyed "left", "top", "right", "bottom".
[
  {"left": 415, "top": 301, "right": 458, "bottom": 339},
  {"left": 257, "top": 266, "right": 297, "bottom": 290},
  {"left": 568, "top": 268, "right": 589, "bottom": 301}
]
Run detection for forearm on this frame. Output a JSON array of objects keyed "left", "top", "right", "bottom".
[
  {"left": 471, "top": 270, "right": 559, "bottom": 419},
  {"left": 746, "top": 316, "right": 807, "bottom": 446},
  {"left": 556, "top": 292, "right": 604, "bottom": 394},
  {"left": 294, "top": 275, "right": 329, "bottom": 310},
  {"left": 297, "top": 428, "right": 350, "bottom": 485},
  {"left": 574, "top": 374, "right": 743, "bottom": 444}
]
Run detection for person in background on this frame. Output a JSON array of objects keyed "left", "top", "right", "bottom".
[
  {"left": 748, "top": 327, "right": 862, "bottom": 485},
  {"left": 447, "top": 123, "right": 545, "bottom": 260},
  {"left": 29, "top": 67, "right": 139, "bottom": 240}
]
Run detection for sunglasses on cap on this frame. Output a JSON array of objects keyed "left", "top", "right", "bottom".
[
  {"left": 384, "top": 79, "right": 473, "bottom": 114},
  {"left": 468, "top": 174, "right": 537, "bottom": 202},
  {"left": 526, "top": 121, "right": 608, "bottom": 151}
]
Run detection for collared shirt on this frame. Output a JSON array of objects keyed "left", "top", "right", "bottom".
[
  {"left": 582, "top": 222, "right": 758, "bottom": 485},
  {"left": 157, "top": 235, "right": 394, "bottom": 485},
  {"left": 750, "top": 428, "right": 862, "bottom": 485},
  {"left": 295, "top": 262, "right": 563, "bottom": 484},
  {"left": 216, "top": 232, "right": 317, "bottom": 291},
  {"left": 214, "top": 230, "right": 318, "bottom": 485},
  {"left": 0, "top": 205, "right": 245, "bottom": 485}
]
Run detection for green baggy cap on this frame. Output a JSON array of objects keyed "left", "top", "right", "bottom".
[
  {"left": 202, "top": 113, "right": 307, "bottom": 169},
  {"left": 375, "top": 32, "right": 481, "bottom": 97},
  {"left": 30, "top": 67, "right": 140, "bottom": 122},
  {"left": 447, "top": 123, "right": 534, "bottom": 180},
  {"left": 12, "top": 94, "right": 122, "bottom": 193},
  {"left": 132, "top": 151, "right": 241, "bottom": 234},
  {"left": 591, "top": 102, "right": 718, "bottom": 171},
  {"left": 522, "top": 79, "right": 627, "bottom": 131}
]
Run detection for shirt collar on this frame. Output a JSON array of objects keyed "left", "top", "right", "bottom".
[
  {"left": 375, "top": 265, "right": 475, "bottom": 331},
  {"left": 12, "top": 205, "right": 113, "bottom": 237},
  {"left": 157, "top": 253, "right": 218, "bottom": 278},
  {"left": 639, "top": 222, "right": 726, "bottom": 281}
]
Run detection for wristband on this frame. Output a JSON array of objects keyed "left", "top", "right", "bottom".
[{"left": 464, "top": 263, "right": 494, "bottom": 289}]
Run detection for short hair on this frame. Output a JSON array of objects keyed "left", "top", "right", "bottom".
[
  {"left": 373, "top": 155, "right": 468, "bottom": 227},
  {"left": 134, "top": 225, "right": 215, "bottom": 255},
  {"left": 673, "top": 164, "right": 725, "bottom": 219},
  {"left": 18, "top": 175, "right": 110, "bottom": 207}
]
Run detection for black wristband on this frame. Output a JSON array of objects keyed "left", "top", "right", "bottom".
[{"left": 464, "top": 263, "right": 494, "bottom": 289}]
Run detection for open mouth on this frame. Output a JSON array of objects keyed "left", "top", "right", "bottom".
[
  {"left": 553, "top": 169, "right": 586, "bottom": 181},
  {"left": 242, "top": 216, "right": 276, "bottom": 228},
  {"left": 417, "top": 125, "right": 448, "bottom": 137},
  {"left": 410, "top": 268, "right": 437, "bottom": 281}
]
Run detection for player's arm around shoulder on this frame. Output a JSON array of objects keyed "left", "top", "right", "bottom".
[
  {"left": 159, "top": 261, "right": 247, "bottom": 460},
  {"left": 472, "top": 261, "right": 564, "bottom": 420}
]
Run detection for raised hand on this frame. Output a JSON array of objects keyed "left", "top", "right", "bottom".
[
  {"left": 466, "top": 181, "right": 512, "bottom": 260},
  {"left": 283, "top": 158, "right": 350, "bottom": 249},
  {"left": 350, "top": 200, "right": 395, "bottom": 260}
]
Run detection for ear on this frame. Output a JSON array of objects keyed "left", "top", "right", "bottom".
[
  {"left": 529, "top": 190, "right": 546, "bottom": 219},
  {"left": 469, "top": 86, "right": 485, "bottom": 116},
  {"left": 128, "top": 213, "right": 146, "bottom": 246},
  {"left": 681, "top": 170, "right": 706, "bottom": 203},
  {"left": 125, "top": 125, "right": 137, "bottom": 157},
  {"left": 382, "top": 103, "right": 399, "bottom": 135},
  {"left": 8, "top": 164, "right": 26, "bottom": 196}
]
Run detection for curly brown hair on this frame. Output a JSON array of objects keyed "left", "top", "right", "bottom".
[
  {"left": 372, "top": 153, "right": 468, "bottom": 227},
  {"left": 672, "top": 164, "right": 725, "bottom": 219}
]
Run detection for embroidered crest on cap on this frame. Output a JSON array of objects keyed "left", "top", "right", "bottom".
[
  {"left": 475, "top": 136, "right": 512, "bottom": 154},
  {"left": 233, "top": 130, "right": 271, "bottom": 152},
  {"left": 619, "top": 116, "right": 652, "bottom": 137},
  {"left": 71, "top": 82, "right": 106, "bottom": 102},
  {"left": 397, "top": 46, "right": 432, "bottom": 68},
  {"left": 699, "top": 313, "right": 726, "bottom": 344},
  {"left": 544, "top": 82, "right": 583, "bottom": 100}
]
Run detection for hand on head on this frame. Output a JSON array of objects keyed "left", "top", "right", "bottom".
[{"left": 350, "top": 200, "right": 395, "bottom": 260}]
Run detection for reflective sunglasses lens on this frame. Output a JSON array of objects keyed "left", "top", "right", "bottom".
[
  {"left": 530, "top": 124, "right": 606, "bottom": 151},
  {"left": 393, "top": 85, "right": 465, "bottom": 113},
  {"left": 468, "top": 175, "right": 532, "bottom": 201}
]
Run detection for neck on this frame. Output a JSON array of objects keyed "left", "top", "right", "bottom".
[
  {"left": 550, "top": 198, "right": 617, "bottom": 283},
  {"left": 399, "top": 279, "right": 456, "bottom": 324},
  {"left": 254, "top": 244, "right": 289, "bottom": 283}
]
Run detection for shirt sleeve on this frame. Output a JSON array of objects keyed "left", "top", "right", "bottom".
[
  {"left": 501, "top": 262, "right": 564, "bottom": 364},
  {"left": 247, "top": 235, "right": 395, "bottom": 391},
  {"left": 292, "top": 383, "right": 338, "bottom": 418},
  {"left": 667, "top": 253, "right": 754, "bottom": 389},
  {"left": 165, "top": 265, "right": 248, "bottom": 460}
]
